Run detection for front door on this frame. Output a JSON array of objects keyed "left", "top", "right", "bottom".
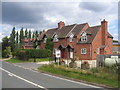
[{"left": 69, "top": 49, "right": 73, "bottom": 59}]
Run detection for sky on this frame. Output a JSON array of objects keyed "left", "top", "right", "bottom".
[{"left": 0, "top": 0, "right": 119, "bottom": 41}]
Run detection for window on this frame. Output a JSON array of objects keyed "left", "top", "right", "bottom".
[
  {"left": 53, "top": 34, "right": 59, "bottom": 42},
  {"left": 69, "top": 34, "right": 74, "bottom": 42},
  {"left": 96, "top": 48, "right": 100, "bottom": 54},
  {"left": 81, "top": 32, "right": 87, "bottom": 42},
  {"left": 44, "top": 38, "right": 47, "bottom": 43},
  {"left": 81, "top": 48, "right": 87, "bottom": 54}
]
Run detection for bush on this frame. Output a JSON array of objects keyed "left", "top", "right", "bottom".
[
  {"left": 2, "top": 46, "right": 11, "bottom": 58},
  {"left": 13, "top": 49, "right": 52, "bottom": 60}
]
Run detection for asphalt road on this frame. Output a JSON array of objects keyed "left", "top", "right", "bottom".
[{"left": 1, "top": 61, "right": 103, "bottom": 89}]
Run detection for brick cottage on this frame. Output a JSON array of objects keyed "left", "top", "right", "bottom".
[{"left": 23, "top": 19, "right": 113, "bottom": 68}]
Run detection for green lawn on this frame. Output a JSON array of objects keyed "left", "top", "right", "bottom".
[
  {"left": 6, "top": 58, "right": 50, "bottom": 63},
  {"left": 38, "top": 64, "right": 119, "bottom": 88}
]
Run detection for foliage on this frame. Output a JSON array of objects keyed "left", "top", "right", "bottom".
[
  {"left": 25, "top": 28, "right": 28, "bottom": 38},
  {"left": 10, "top": 27, "right": 16, "bottom": 52},
  {"left": 45, "top": 38, "right": 54, "bottom": 51},
  {"left": 28, "top": 30, "right": 31, "bottom": 38},
  {"left": 19, "top": 27, "right": 24, "bottom": 44},
  {"left": 6, "top": 58, "right": 50, "bottom": 63},
  {"left": 32, "top": 32, "right": 35, "bottom": 38},
  {"left": 16, "top": 31, "right": 19, "bottom": 47},
  {"left": 2, "top": 36, "right": 10, "bottom": 51},
  {"left": 2, "top": 46, "right": 11, "bottom": 58},
  {"left": 35, "top": 30, "right": 38, "bottom": 38},
  {"left": 38, "top": 64, "right": 119, "bottom": 88},
  {"left": 13, "top": 49, "right": 52, "bottom": 60}
]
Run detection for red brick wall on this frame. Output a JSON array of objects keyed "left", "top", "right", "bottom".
[
  {"left": 40, "top": 41, "right": 46, "bottom": 49},
  {"left": 75, "top": 44, "right": 91, "bottom": 60},
  {"left": 92, "top": 28, "right": 102, "bottom": 60},
  {"left": 104, "top": 37, "right": 113, "bottom": 54}
]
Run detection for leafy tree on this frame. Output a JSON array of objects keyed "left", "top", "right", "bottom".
[
  {"left": 10, "top": 27, "right": 16, "bottom": 51},
  {"left": 2, "top": 36, "right": 10, "bottom": 51},
  {"left": 2, "top": 46, "right": 11, "bottom": 58},
  {"left": 25, "top": 28, "right": 28, "bottom": 38},
  {"left": 32, "top": 32, "right": 35, "bottom": 38},
  {"left": 35, "top": 30, "right": 38, "bottom": 38},
  {"left": 16, "top": 31, "right": 19, "bottom": 47},
  {"left": 28, "top": 30, "right": 31, "bottom": 38},
  {"left": 45, "top": 38, "right": 54, "bottom": 51},
  {"left": 39, "top": 31, "right": 42, "bottom": 35},
  {"left": 19, "top": 27, "right": 24, "bottom": 44}
]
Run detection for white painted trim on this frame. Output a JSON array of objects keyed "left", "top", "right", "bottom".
[{"left": 66, "top": 24, "right": 77, "bottom": 37}]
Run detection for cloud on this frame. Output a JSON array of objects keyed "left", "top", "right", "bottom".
[
  {"left": 1, "top": 1, "right": 118, "bottom": 40},
  {"left": 79, "top": 2, "right": 109, "bottom": 12}
]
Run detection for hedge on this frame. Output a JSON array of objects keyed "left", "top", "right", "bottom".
[{"left": 13, "top": 49, "right": 52, "bottom": 60}]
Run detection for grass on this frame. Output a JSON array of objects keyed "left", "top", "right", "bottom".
[
  {"left": 38, "top": 64, "right": 119, "bottom": 88},
  {"left": 6, "top": 58, "right": 50, "bottom": 63}
]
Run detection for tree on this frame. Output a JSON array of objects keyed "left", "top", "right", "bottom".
[
  {"left": 10, "top": 27, "right": 16, "bottom": 52},
  {"left": 39, "top": 31, "right": 42, "bottom": 35},
  {"left": 2, "top": 36, "right": 10, "bottom": 51},
  {"left": 16, "top": 31, "right": 19, "bottom": 47},
  {"left": 19, "top": 27, "right": 24, "bottom": 44},
  {"left": 45, "top": 38, "right": 54, "bottom": 51},
  {"left": 28, "top": 30, "right": 31, "bottom": 38},
  {"left": 25, "top": 28, "right": 28, "bottom": 38},
  {"left": 2, "top": 46, "right": 11, "bottom": 58},
  {"left": 32, "top": 32, "right": 35, "bottom": 38},
  {"left": 35, "top": 30, "right": 38, "bottom": 38}
]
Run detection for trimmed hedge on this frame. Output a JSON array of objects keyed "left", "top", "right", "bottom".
[{"left": 13, "top": 49, "right": 52, "bottom": 60}]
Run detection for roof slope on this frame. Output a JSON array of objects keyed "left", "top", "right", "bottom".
[
  {"left": 72, "top": 23, "right": 88, "bottom": 36},
  {"left": 45, "top": 28, "right": 57, "bottom": 38},
  {"left": 56, "top": 24, "right": 76, "bottom": 38}
]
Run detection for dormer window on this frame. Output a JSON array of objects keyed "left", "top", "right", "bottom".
[
  {"left": 80, "top": 31, "right": 87, "bottom": 42},
  {"left": 44, "top": 37, "right": 47, "bottom": 43},
  {"left": 69, "top": 33, "right": 74, "bottom": 42},
  {"left": 53, "top": 34, "right": 59, "bottom": 42}
]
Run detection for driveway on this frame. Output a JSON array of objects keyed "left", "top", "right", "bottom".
[{"left": 14, "top": 62, "right": 43, "bottom": 70}]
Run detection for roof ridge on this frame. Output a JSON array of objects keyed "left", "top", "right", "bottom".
[{"left": 90, "top": 25, "right": 101, "bottom": 28}]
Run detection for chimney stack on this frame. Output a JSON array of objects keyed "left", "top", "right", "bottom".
[
  {"left": 58, "top": 21, "right": 65, "bottom": 29},
  {"left": 101, "top": 19, "right": 108, "bottom": 45}
]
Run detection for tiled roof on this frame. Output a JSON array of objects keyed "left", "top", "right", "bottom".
[
  {"left": 24, "top": 38, "right": 36, "bottom": 42},
  {"left": 37, "top": 23, "right": 88, "bottom": 39},
  {"left": 56, "top": 24, "right": 76, "bottom": 38},
  {"left": 71, "top": 23, "right": 88, "bottom": 36},
  {"left": 37, "top": 32, "right": 46, "bottom": 40},
  {"left": 45, "top": 28, "right": 57, "bottom": 38}
]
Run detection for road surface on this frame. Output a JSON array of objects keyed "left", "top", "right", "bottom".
[{"left": 1, "top": 61, "right": 103, "bottom": 89}]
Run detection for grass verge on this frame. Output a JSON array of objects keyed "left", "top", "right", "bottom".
[
  {"left": 38, "top": 64, "right": 119, "bottom": 88},
  {"left": 6, "top": 58, "right": 50, "bottom": 63}
]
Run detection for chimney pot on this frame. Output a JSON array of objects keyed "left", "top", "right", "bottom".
[{"left": 58, "top": 21, "right": 65, "bottom": 29}]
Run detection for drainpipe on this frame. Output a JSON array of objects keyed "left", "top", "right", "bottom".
[{"left": 90, "top": 43, "right": 92, "bottom": 68}]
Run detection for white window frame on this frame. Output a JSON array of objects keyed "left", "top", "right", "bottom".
[
  {"left": 53, "top": 34, "right": 59, "bottom": 42},
  {"left": 96, "top": 48, "right": 100, "bottom": 54},
  {"left": 81, "top": 48, "right": 87, "bottom": 54},
  {"left": 81, "top": 32, "right": 87, "bottom": 42},
  {"left": 69, "top": 34, "right": 74, "bottom": 42},
  {"left": 44, "top": 38, "right": 47, "bottom": 43}
]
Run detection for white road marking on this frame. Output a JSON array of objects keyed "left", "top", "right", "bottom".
[
  {"left": 0, "top": 67, "right": 47, "bottom": 90},
  {"left": 2, "top": 62, "right": 103, "bottom": 88},
  {"left": 8, "top": 73, "right": 13, "bottom": 77},
  {"left": 42, "top": 73, "right": 102, "bottom": 88}
]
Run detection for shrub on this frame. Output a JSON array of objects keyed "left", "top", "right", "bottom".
[
  {"left": 13, "top": 49, "right": 52, "bottom": 60},
  {"left": 2, "top": 46, "right": 11, "bottom": 58}
]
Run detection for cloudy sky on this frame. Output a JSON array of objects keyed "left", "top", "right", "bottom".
[{"left": 0, "top": 0, "right": 119, "bottom": 41}]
